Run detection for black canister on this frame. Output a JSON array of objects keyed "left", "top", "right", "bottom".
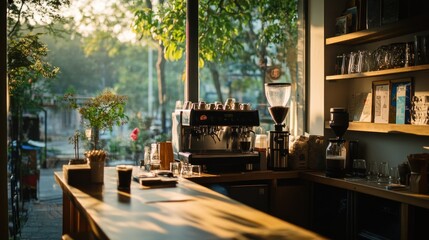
[{"left": 329, "top": 108, "right": 349, "bottom": 139}]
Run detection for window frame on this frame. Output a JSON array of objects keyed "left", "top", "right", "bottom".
[{"left": 185, "top": 0, "right": 308, "bottom": 135}]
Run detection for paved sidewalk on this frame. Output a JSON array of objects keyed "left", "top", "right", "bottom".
[
  {"left": 20, "top": 198, "right": 62, "bottom": 240},
  {"left": 19, "top": 168, "right": 63, "bottom": 240}
]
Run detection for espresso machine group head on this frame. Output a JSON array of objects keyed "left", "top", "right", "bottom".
[
  {"left": 265, "top": 83, "right": 292, "bottom": 170},
  {"left": 171, "top": 101, "right": 261, "bottom": 173}
]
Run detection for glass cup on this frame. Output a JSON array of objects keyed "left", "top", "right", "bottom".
[
  {"left": 352, "top": 159, "right": 367, "bottom": 178},
  {"left": 175, "top": 100, "right": 183, "bottom": 110},
  {"left": 377, "top": 161, "right": 389, "bottom": 184},
  {"left": 240, "top": 103, "right": 251, "bottom": 110},
  {"left": 170, "top": 162, "right": 180, "bottom": 176},
  {"left": 116, "top": 165, "right": 133, "bottom": 191},
  {"left": 366, "top": 160, "right": 378, "bottom": 182},
  {"left": 150, "top": 143, "right": 161, "bottom": 172},
  {"left": 232, "top": 102, "right": 241, "bottom": 110},
  {"left": 389, "top": 166, "right": 400, "bottom": 184},
  {"left": 180, "top": 162, "right": 191, "bottom": 177},
  {"left": 240, "top": 135, "right": 253, "bottom": 152},
  {"left": 224, "top": 98, "right": 236, "bottom": 110},
  {"left": 190, "top": 165, "right": 201, "bottom": 176}
]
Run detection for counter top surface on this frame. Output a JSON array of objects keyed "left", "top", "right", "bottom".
[
  {"left": 54, "top": 167, "right": 324, "bottom": 240},
  {"left": 300, "top": 171, "right": 429, "bottom": 209},
  {"left": 187, "top": 169, "right": 301, "bottom": 184}
]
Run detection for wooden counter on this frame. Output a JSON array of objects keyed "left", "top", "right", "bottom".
[
  {"left": 300, "top": 171, "right": 429, "bottom": 210},
  {"left": 187, "top": 170, "right": 300, "bottom": 184},
  {"left": 54, "top": 167, "right": 325, "bottom": 240},
  {"left": 300, "top": 171, "right": 429, "bottom": 239}
]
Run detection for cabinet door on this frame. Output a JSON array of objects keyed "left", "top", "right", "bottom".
[
  {"left": 274, "top": 179, "right": 310, "bottom": 228},
  {"left": 228, "top": 184, "right": 270, "bottom": 213},
  {"left": 310, "top": 183, "right": 349, "bottom": 240},
  {"left": 408, "top": 205, "right": 429, "bottom": 239},
  {"left": 355, "top": 193, "right": 401, "bottom": 240},
  {"left": 206, "top": 182, "right": 270, "bottom": 213}
]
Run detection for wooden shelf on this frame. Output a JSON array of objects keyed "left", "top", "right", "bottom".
[
  {"left": 325, "top": 121, "right": 429, "bottom": 136},
  {"left": 326, "top": 64, "right": 429, "bottom": 81},
  {"left": 326, "top": 15, "right": 429, "bottom": 45}
]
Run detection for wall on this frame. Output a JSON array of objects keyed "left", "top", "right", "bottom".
[{"left": 307, "top": 0, "right": 325, "bottom": 136}]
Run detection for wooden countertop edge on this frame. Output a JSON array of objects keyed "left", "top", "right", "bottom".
[
  {"left": 54, "top": 172, "right": 109, "bottom": 240},
  {"left": 54, "top": 169, "right": 326, "bottom": 240},
  {"left": 299, "top": 171, "right": 429, "bottom": 209},
  {"left": 187, "top": 170, "right": 301, "bottom": 184}
]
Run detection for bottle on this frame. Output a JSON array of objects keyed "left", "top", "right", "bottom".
[
  {"left": 142, "top": 146, "right": 151, "bottom": 171},
  {"left": 149, "top": 143, "right": 161, "bottom": 171},
  {"left": 326, "top": 138, "right": 347, "bottom": 178}
]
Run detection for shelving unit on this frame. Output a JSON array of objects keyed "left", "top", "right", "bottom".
[
  {"left": 325, "top": 8, "right": 429, "bottom": 136},
  {"left": 326, "top": 64, "right": 429, "bottom": 81},
  {"left": 325, "top": 121, "right": 429, "bottom": 136},
  {"left": 326, "top": 15, "right": 429, "bottom": 46}
]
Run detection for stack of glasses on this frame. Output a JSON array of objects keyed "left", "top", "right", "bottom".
[{"left": 411, "top": 95, "right": 429, "bottom": 125}]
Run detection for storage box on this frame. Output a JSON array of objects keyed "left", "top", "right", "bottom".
[{"left": 63, "top": 164, "right": 91, "bottom": 186}]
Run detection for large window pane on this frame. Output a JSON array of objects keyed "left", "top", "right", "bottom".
[{"left": 198, "top": 0, "right": 306, "bottom": 136}]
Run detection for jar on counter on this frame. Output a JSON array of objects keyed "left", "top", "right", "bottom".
[
  {"left": 142, "top": 146, "right": 151, "bottom": 171},
  {"left": 326, "top": 138, "right": 347, "bottom": 178},
  {"left": 149, "top": 143, "right": 161, "bottom": 171}
]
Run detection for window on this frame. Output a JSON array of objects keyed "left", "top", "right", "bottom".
[{"left": 196, "top": 0, "right": 307, "bottom": 136}]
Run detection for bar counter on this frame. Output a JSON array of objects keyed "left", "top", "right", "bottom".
[
  {"left": 300, "top": 171, "right": 429, "bottom": 209},
  {"left": 54, "top": 167, "right": 325, "bottom": 240}
]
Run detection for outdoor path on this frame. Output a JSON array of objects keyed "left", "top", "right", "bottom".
[{"left": 19, "top": 168, "right": 63, "bottom": 240}]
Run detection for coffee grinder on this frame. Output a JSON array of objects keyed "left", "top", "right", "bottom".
[
  {"left": 325, "top": 107, "right": 349, "bottom": 178},
  {"left": 265, "top": 83, "right": 292, "bottom": 170}
]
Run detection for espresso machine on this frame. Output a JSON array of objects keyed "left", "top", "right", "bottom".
[
  {"left": 172, "top": 101, "right": 261, "bottom": 173},
  {"left": 265, "top": 83, "right": 292, "bottom": 170}
]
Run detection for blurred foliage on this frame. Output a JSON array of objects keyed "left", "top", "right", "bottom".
[
  {"left": 8, "top": 34, "right": 60, "bottom": 113},
  {"left": 64, "top": 89, "right": 129, "bottom": 149}
]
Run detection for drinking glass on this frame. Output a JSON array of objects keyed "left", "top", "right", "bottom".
[
  {"left": 366, "top": 160, "right": 378, "bottom": 181},
  {"left": 348, "top": 52, "right": 358, "bottom": 73},
  {"left": 169, "top": 162, "right": 180, "bottom": 176},
  {"left": 116, "top": 165, "right": 133, "bottom": 191},
  {"left": 149, "top": 143, "right": 161, "bottom": 172},
  {"left": 352, "top": 159, "right": 367, "bottom": 178},
  {"left": 389, "top": 166, "right": 400, "bottom": 184},
  {"left": 180, "top": 162, "right": 191, "bottom": 177},
  {"left": 224, "top": 98, "right": 236, "bottom": 110},
  {"left": 190, "top": 165, "right": 201, "bottom": 176},
  {"left": 377, "top": 161, "right": 389, "bottom": 184}
]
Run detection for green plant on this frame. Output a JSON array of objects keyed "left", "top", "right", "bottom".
[
  {"left": 68, "top": 130, "right": 83, "bottom": 160},
  {"left": 65, "top": 89, "right": 128, "bottom": 150}
]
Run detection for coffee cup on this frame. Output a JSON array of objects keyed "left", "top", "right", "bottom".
[{"left": 116, "top": 165, "right": 133, "bottom": 190}]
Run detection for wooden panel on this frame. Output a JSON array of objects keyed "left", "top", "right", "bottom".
[
  {"left": 326, "top": 64, "right": 429, "bottom": 81},
  {"left": 326, "top": 15, "right": 429, "bottom": 45},
  {"left": 325, "top": 121, "right": 429, "bottom": 136}
]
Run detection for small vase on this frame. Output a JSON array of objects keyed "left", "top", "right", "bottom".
[
  {"left": 89, "top": 159, "right": 105, "bottom": 184},
  {"left": 85, "top": 150, "right": 107, "bottom": 184}
]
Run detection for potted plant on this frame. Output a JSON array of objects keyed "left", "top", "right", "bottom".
[
  {"left": 68, "top": 130, "right": 86, "bottom": 165},
  {"left": 65, "top": 89, "right": 128, "bottom": 183}
]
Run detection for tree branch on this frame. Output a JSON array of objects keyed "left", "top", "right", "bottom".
[{"left": 8, "top": 0, "right": 25, "bottom": 37}]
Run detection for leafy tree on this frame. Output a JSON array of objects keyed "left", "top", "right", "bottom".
[
  {"left": 7, "top": 1, "right": 70, "bottom": 109},
  {"left": 7, "top": 0, "right": 70, "bottom": 142},
  {"left": 133, "top": 0, "right": 298, "bottom": 105},
  {"left": 64, "top": 90, "right": 128, "bottom": 150},
  {"left": 41, "top": 29, "right": 101, "bottom": 95}
]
